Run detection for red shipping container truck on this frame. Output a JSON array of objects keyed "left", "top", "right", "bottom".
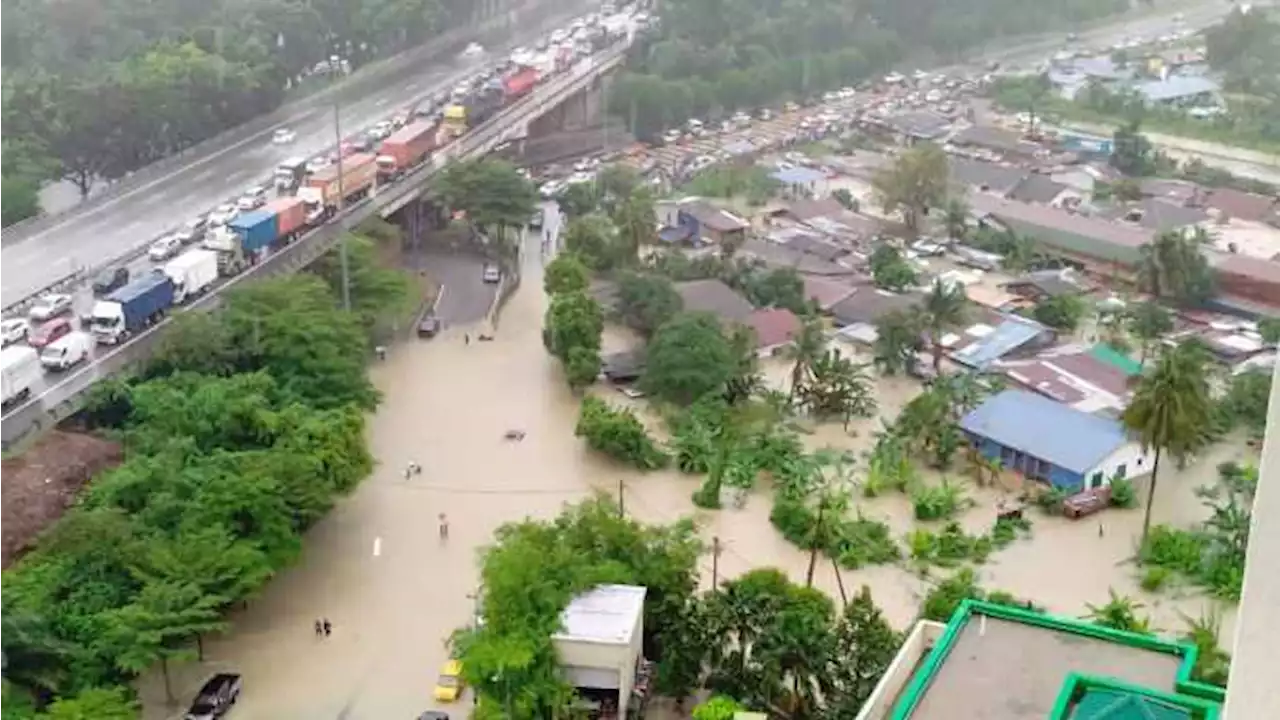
[
  {"left": 262, "top": 196, "right": 309, "bottom": 239},
  {"left": 306, "top": 153, "right": 378, "bottom": 208},
  {"left": 502, "top": 67, "right": 540, "bottom": 102},
  {"left": 377, "top": 120, "right": 440, "bottom": 176}
]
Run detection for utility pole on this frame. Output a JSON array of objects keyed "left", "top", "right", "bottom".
[
  {"left": 711, "top": 536, "right": 722, "bottom": 588},
  {"left": 617, "top": 476, "right": 625, "bottom": 517},
  {"left": 332, "top": 100, "right": 352, "bottom": 312}
]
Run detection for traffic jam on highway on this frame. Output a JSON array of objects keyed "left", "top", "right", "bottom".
[{"left": 0, "top": 3, "right": 652, "bottom": 413}]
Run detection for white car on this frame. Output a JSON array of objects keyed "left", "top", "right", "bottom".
[
  {"left": 175, "top": 216, "right": 208, "bottom": 244},
  {"left": 236, "top": 187, "right": 267, "bottom": 211},
  {"left": 539, "top": 180, "right": 565, "bottom": 199},
  {"left": 369, "top": 121, "right": 393, "bottom": 140},
  {"left": 461, "top": 42, "right": 485, "bottom": 57},
  {"left": 1, "top": 318, "right": 31, "bottom": 346},
  {"left": 28, "top": 293, "right": 73, "bottom": 322},
  {"left": 208, "top": 203, "right": 239, "bottom": 227},
  {"left": 482, "top": 264, "right": 502, "bottom": 284},
  {"left": 149, "top": 235, "right": 184, "bottom": 262},
  {"left": 272, "top": 128, "right": 297, "bottom": 144}
]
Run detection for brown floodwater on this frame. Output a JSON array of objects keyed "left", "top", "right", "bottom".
[{"left": 141, "top": 215, "right": 1249, "bottom": 718}]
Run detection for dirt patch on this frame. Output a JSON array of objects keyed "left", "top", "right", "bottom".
[{"left": 1, "top": 430, "right": 123, "bottom": 568}]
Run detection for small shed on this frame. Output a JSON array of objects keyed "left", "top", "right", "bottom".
[
  {"left": 959, "top": 390, "right": 1152, "bottom": 492},
  {"left": 553, "top": 584, "right": 647, "bottom": 717},
  {"left": 771, "top": 166, "right": 829, "bottom": 198}
]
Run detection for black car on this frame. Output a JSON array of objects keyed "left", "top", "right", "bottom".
[
  {"left": 417, "top": 315, "right": 442, "bottom": 338},
  {"left": 185, "top": 673, "right": 242, "bottom": 720},
  {"left": 417, "top": 713, "right": 450, "bottom": 720},
  {"left": 528, "top": 209, "right": 544, "bottom": 229},
  {"left": 92, "top": 266, "right": 130, "bottom": 296}
]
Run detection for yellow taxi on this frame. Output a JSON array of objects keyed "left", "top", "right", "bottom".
[{"left": 433, "top": 659, "right": 465, "bottom": 702}]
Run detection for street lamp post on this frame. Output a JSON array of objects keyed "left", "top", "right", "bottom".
[{"left": 331, "top": 94, "right": 353, "bottom": 312}]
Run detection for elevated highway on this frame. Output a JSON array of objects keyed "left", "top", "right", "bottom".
[{"left": 0, "top": 45, "right": 628, "bottom": 449}]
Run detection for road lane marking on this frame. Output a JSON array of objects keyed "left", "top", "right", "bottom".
[{"left": 372, "top": 537, "right": 382, "bottom": 557}]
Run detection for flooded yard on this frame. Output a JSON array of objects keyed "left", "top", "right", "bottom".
[{"left": 146, "top": 216, "right": 1250, "bottom": 719}]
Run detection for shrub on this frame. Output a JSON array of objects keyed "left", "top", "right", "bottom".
[
  {"left": 911, "top": 481, "right": 965, "bottom": 521},
  {"left": 1033, "top": 486, "right": 1068, "bottom": 516},
  {"left": 1110, "top": 477, "right": 1138, "bottom": 508},
  {"left": 1140, "top": 566, "right": 1172, "bottom": 593},
  {"left": 990, "top": 515, "right": 1032, "bottom": 549},
  {"left": 907, "top": 522, "right": 992, "bottom": 567},
  {"left": 832, "top": 515, "right": 901, "bottom": 569},
  {"left": 575, "top": 396, "right": 669, "bottom": 470}
]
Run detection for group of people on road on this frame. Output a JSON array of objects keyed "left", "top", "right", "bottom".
[{"left": 313, "top": 618, "right": 333, "bottom": 637}]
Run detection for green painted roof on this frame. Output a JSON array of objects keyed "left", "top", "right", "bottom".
[
  {"left": 1072, "top": 689, "right": 1195, "bottom": 720},
  {"left": 1091, "top": 344, "right": 1143, "bottom": 376}
]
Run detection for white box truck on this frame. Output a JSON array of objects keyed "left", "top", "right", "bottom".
[
  {"left": 163, "top": 250, "right": 220, "bottom": 304},
  {"left": 1, "top": 345, "right": 42, "bottom": 407},
  {"left": 39, "top": 332, "right": 94, "bottom": 372}
]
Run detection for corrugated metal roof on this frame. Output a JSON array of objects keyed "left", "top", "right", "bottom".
[
  {"left": 1134, "top": 75, "right": 1220, "bottom": 103},
  {"left": 970, "top": 194, "right": 1153, "bottom": 265},
  {"left": 959, "top": 389, "right": 1130, "bottom": 474},
  {"left": 772, "top": 167, "right": 827, "bottom": 185},
  {"left": 950, "top": 314, "right": 1048, "bottom": 369}
]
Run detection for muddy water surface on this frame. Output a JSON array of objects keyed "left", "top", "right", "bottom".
[{"left": 144, "top": 210, "right": 1249, "bottom": 718}]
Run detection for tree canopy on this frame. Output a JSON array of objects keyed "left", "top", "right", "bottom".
[
  {"left": 872, "top": 144, "right": 949, "bottom": 233},
  {"left": 1, "top": 0, "right": 494, "bottom": 210},
  {"left": 641, "top": 312, "right": 739, "bottom": 405},
  {"left": 2, "top": 247, "right": 404, "bottom": 712},
  {"left": 434, "top": 158, "right": 539, "bottom": 255},
  {"left": 608, "top": 0, "right": 1127, "bottom": 139}
]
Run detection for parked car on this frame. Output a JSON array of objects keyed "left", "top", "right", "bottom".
[
  {"left": 417, "top": 315, "right": 442, "bottom": 338},
  {"left": 92, "top": 266, "right": 130, "bottom": 296},
  {"left": 149, "top": 235, "right": 184, "bottom": 262},
  {"left": 184, "top": 673, "right": 242, "bottom": 720},
  {"left": 28, "top": 317, "right": 73, "bottom": 349},
  {"left": 434, "top": 660, "right": 465, "bottom": 702},
  {"left": 28, "top": 293, "right": 73, "bottom": 321},
  {"left": 482, "top": 264, "right": 501, "bottom": 284},
  {"left": 272, "top": 127, "right": 297, "bottom": 144},
  {"left": 1, "top": 318, "right": 31, "bottom": 346}
]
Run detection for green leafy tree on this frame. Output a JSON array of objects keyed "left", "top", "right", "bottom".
[
  {"left": 107, "top": 581, "right": 227, "bottom": 703},
  {"left": 1127, "top": 301, "right": 1174, "bottom": 368},
  {"left": 615, "top": 272, "right": 684, "bottom": 336},
  {"left": 562, "top": 213, "right": 619, "bottom": 271},
  {"left": 693, "top": 696, "right": 746, "bottom": 720},
  {"left": 1085, "top": 589, "right": 1153, "bottom": 634},
  {"left": 942, "top": 197, "right": 970, "bottom": 241},
  {"left": 311, "top": 233, "right": 411, "bottom": 336},
  {"left": 741, "top": 267, "right": 808, "bottom": 313},
  {"left": 825, "top": 586, "right": 902, "bottom": 715},
  {"left": 1138, "top": 230, "right": 1215, "bottom": 306},
  {"left": 868, "top": 244, "right": 919, "bottom": 292},
  {"left": 39, "top": 687, "right": 138, "bottom": 720},
  {"left": 1111, "top": 120, "right": 1156, "bottom": 176},
  {"left": 543, "top": 291, "right": 603, "bottom": 360},
  {"left": 543, "top": 253, "right": 591, "bottom": 296},
  {"left": 435, "top": 158, "right": 538, "bottom": 255},
  {"left": 872, "top": 143, "right": 949, "bottom": 233},
  {"left": 919, "top": 280, "right": 968, "bottom": 373},
  {"left": 991, "top": 73, "right": 1052, "bottom": 134},
  {"left": 1032, "top": 294, "right": 1087, "bottom": 331},
  {"left": 1257, "top": 317, "right": 1280, "bottom": 345},
  {"left": 1123, "top": 341, "right": 1215, "bottom": 546},
  {"left": 787, "top": 314, "right": 827, "bottom": 400},
  {"left": 556, "top": 182, "right": 600, "bottom": 218},
  {"left": 612, "top": 187, "right": 658, "bottom": 264},
  {"left": 641, "top": 312, "right": 737, "bottom": 405},
  {"left": 564, "top": 346, "right": 603, "bottom": 392},
  {"left": 795, "top": 350, "right": 878, "bottom": 427},
  {"left": 873, "top": 309, "right": 924, "bottom": 376}
]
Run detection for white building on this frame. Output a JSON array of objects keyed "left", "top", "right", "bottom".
[{"left": 553, "top": 584, "right": 647, "bottom": 717}]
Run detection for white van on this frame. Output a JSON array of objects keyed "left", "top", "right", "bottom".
[{"left": 39, "top": 331, "right": 93, "bottom": 371}]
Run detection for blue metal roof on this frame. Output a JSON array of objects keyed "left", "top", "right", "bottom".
[
  {"left": 1134, "top": 75, "right": 1219, "bottom": 103},
  {"left": 771, "top": 167, "right": 826, "bottom": 186},
  {"left": 950, "top": 314, "right": 1047, "bottom": 369},
  {"left": 960, "top": 389, "right": 1130, "bottom": 474}
]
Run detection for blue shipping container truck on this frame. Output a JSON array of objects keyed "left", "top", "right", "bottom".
[
  {"left": 228, "top": 210, "right": 280, "bottom": 253},
  {"left": 110, "top": 272, "right": 176, "bottom": 332}
]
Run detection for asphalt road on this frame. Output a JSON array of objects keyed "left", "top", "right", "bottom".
[
  {"left": 418, "top": 251, "right": 502, "bottom": 327},
  {"left": 0, "top": 3, "right": 593, "bottom": 309}
]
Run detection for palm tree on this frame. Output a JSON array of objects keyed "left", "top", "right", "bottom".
[
  {"left": 919, "top": 280, "right": 968, "bottom": 373},
  {"left": 1126, "top": 301, "right": 1173, "bottom": 369},
  {"left": 1122, "top": 341, "right": 1214, "bottom": 546},
  {"left": 787, "top": 314, "right": 826, "bottom": 399},
  {"left": 1085, "top": 589, "right": 1153, "bottom": 634}
]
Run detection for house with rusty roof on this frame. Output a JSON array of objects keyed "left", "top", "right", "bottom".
[
  {"left": 970, "top": 193, "right": 1154, "bottom": 269},
  {"left": 993, "top": 344, "right": 1139, "bottom": 415},
  {"left": 1202, "top": 188, "right": 1279, "bottom": 224},
  {"left": 746, "top": 308, "right": 802, "bottom": 356},
  {"left": 673, "top": 279, "right": 756, "bottom": 325}
]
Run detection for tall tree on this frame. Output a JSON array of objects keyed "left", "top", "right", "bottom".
[
  {"left": 561, "top": 213, "right": 620, "bottom": 271},
  {"left": 873, "top": 309, "right": 924, "bottom": 376},
  {"left": 1126, "top": 301, "right": 1173, "bottom": 368},
  {"left": 918, "top": 280, "right": 968, "bottom": 373},
  {"left": 434, "top": 159, "right": 538, "bottom": 256},
  {"left": 1138, "top": 230, "right": 1215, "bottom": 306},
  {"left": 942, "top": 197, "right": 970, "bottom": 241},
  {"left": 543, "top": 253, "right": 591, "bottom": 296},
  {"left": 868, "top": 244, "right": 919, "bottom": 292},
  {"left": 107, "top": 581, "right": 227, "bottom": 704},
  {"left": 872, "top": 143, "right": 949, "bottom": 233},
  {"left": 1122, "top": 341, "right": 1215, "bottom": 546},
  {"left": 795, "top": 350, "right": 877, "bottom": 427},
  {"left": 642, "top": 312, "right": 737, "bottom": 405},
  {"left": 615, "top": 272, "right": 683, "bottom": 337},
  {"left": 787, "top": 314, "right": 827, "bottom": 400}
]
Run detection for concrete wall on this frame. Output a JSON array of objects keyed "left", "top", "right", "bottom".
[
  {"left": 1082, "top": 442, "right": 1155, "bottom": 488},
  {"left": 855, "top": 620, "right": 947, "bottom": 720}
]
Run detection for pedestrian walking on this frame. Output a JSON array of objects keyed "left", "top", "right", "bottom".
[
  {"left": 322, "top": 618, "right": 332, "bottom": 637},
  {"left": 410, "top": 461, "right": 422, "bottom": 475},
  {"left": 375, "top": 345, "right": 387, "bottom": 361},
  {"left": 315, "top": 619, "right": 324, "bottom": 637},
  {"left": 465, "top": 333, "right": 471, "bottom": 345},
  {"left": 438, "top": 513, "right": 450, "bottom": 541}
]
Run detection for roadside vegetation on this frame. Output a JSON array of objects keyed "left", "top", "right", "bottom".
[
  {"left": 608, "top": 0, "right": 1130, "bottom": 140},
  {"left": 0, "top": 0, "right": 507, "bottom": 223},
  {"left": 0, "top": 249, "right": 408, "bottom": 716}
]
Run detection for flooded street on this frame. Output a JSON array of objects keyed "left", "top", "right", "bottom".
[{"left": 146, "top": 203, "right": 1250, "bottom": 718}]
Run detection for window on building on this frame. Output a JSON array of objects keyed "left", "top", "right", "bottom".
[
  {"left": 1115, "top": 464, "right": 1127, "bottom": 479},
  {"left": 1090, "top": 471, "right": 1104, "bottom": 489}
]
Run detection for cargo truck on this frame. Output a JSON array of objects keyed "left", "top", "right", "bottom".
[
  {"left": 274, "top": 157, "right": 308, "bottom": 192},
  {"left": 298, "top": 153, "right": 378, "bottom": 221},
  {"left": 162, "top": 249, "right": 220, "bottom": 304},
  {"left": 502, "top": 67, "right": 540, "bottom": 102},
  {"left": 377, "top": 119, "right": 440, "bottom": 179},
  {"left": 441, "top": 105, "right": 468, "bottom": 142},
  {"left": 261, "top": 196, "right": 309, "bottom": 243},
  {"left": 204, "top": 209, "right": 275, "bottom": 276},
  {"left": 89, "top": 272, "right": 176, "bottom": 345},
  {"left": 1, "top": 345, "right": 42, "bottom": 407},
  {"left": 463, "top": 82, "right": 505, "bottom": 129}
]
